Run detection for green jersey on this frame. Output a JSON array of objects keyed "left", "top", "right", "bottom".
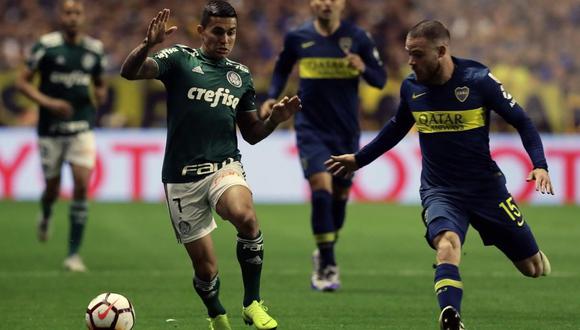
[
  {"left": 151, "top": 45, "right": 257, "bottom": 183},
  {"left": 27, "top": 31, "right": 105, "bottom": 137}
]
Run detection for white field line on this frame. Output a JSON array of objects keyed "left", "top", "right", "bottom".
[{"left": 0, "top": 269, "right": 577, "bottom": 279}]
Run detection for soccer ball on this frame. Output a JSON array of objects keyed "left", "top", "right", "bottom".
[{"left": 85, "top": 292, "right": 135, "bottom": 330}]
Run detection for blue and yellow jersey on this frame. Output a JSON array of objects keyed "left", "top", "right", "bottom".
[
  {"left": 356, "top": 57, "right": 548, "bottom": 193},
  {"left": 268, "top": 21, "right": 386, "bottom": 139}
]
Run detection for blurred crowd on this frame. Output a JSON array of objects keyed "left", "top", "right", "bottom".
[{"left": 1, "top": 0, "right": 579, "bottom": 131}]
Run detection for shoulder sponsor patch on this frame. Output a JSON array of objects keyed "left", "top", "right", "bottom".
[
  {"left": 488, "top": 72, "right": 502, "bottom": 84},
  {"left": 155, "top": 47, "right": 179, "bottom": 59}
]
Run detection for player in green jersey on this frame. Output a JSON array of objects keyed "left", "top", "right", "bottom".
[
  {"left": 16, "top": 0, "right": 107, "bottom": 272},
  {"left": 120, "top": 2, "right": 300, "bottom": 330}
]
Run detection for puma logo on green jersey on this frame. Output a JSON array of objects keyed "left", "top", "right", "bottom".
[{"left": 187, "top": 87, "right": 240, "bottom": 109}]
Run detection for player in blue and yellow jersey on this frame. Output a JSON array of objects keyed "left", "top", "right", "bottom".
[
  {"left": 326, "top": 20, "right": 554, "bottom": 330},
  {"left": 16, "top": 0, "right": 107, "bottom": 272},
  {"left": 261, "top": 0, "right": 386, "bottom": 292},
  {"left": 121, "top": 2, "right": 301, "bottom": 330}
]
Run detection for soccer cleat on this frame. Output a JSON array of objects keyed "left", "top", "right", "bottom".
[
  {"left": 242, "top": 300, "right": 278, "bottom": 329},
  {"left": 539, "top": 250, "right": 551, "bottom": 276},
  {"left": 311, "top": 265, "right": 340, "bottom": 292},
  {"left": 208, "top": 314, "right": 232, "bottom": 330},
  {"left": 326, "top": 265, "right": 340, "bottom": 288},
  {"left": 63, "top": 254, "right": 87, "bottom": 272},
  {"left": 37, "top": 214, "right": 52, "bottom": 242},
  {"left": 439, "top": 306, "right": 465, "bottom": 330}
]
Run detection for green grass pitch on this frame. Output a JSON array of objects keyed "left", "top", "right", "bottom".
[{"left": 0, "top": 201, "right": 579, "bottom": 329}]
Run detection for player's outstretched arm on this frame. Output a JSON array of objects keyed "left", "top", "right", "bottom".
[
  {"left": 92, "top": 74, "right": 108, "bottom": 108},
  {"left": 258, "top": 98, "right": 277, "bottom": 119},
  {"left": 237, "top": 95, "right": 301, "bottom": 145},
  {"left": 526, "top": 168, "right": 555, "bottom": 195},
  {"left": 325, "top": 154, "right": 358, "bottom": 178},
  {"left": 120, "top": 8, "right": 177, "bottom": 80}
]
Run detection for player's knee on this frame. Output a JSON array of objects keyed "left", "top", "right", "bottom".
[
  {"left": 229, "top": 205, "right": 258, "bottom": 235},
  {"left": 43, "top": 181, "right": 61, "bottom": 200},
  {"left": 194, "top": 266, "right": 218, "bottom": 282},
  {"left": 434, "top": 231, "right": 461, "bottom": 263},
  {"left": 332, "top": 186, "right": 350, "bottom": 200},
  {"left": 43, "top": 190, "right": 58, "bottom": 201},
  {"left": 521, "top": 266, "right": 542, "bottom": 278},
  {"left": 73, "top": 187, "right": 88, "bottom": 200},
  {"left": 515, "top": 253, "right": 544, "bottom": 278},
  {"left": 73, "top": 180, "right": 89, "bottom": 197},
  {"left": 518, "top": 260, "right": 543, "bottom": 278}
]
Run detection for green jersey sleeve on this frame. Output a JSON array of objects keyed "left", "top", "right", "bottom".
[
  {"left": 26, "top": 42, "right": 46, "bottom": 71},
  {"left": 237, "top": 73, "right": 257, "bottom": 113},
  {"left": 150, "top": 46, "right": 181, "bottom": 80}
]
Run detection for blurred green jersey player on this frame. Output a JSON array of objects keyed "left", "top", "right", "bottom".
[
  {"left": 16, "top": 0, "right": 108, "bottom": 272},
  {"left": 120, "top": 2, "right": 301, "bottom": 329},
  {"left": 326, "top": 20, "right": 553, "bottom": 330}
]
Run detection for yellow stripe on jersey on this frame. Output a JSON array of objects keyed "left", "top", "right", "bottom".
[
  {"left": 434, "top": 279, "right": 464, "bottom": 292},
  {"left": 299, "top": 58, "right": 359, "bottom": 79},
  {"left": 314, "top": 232, "right": 337, "bottom": 243},
  {"left": 412, "top": 108, "right": 486, "bottom": 133}
]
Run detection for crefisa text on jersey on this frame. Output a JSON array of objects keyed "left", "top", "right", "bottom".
[{"left": 187, "top": 86, "right": 240, "bottom": 109}]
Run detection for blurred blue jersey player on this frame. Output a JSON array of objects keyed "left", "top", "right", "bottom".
[
  {"left": 261, "top": 0, "right": 386, "bottom": 292},
  {"left": 326, "top": 20, "right": 554, "bottom": 329}
]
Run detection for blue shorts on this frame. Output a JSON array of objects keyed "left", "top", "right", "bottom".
[
  {"left": 296, "top": 130, "right": 359, "bottom": 187},
  {"left": 421, "top": 186, "right": 539, "bottom": 262}
]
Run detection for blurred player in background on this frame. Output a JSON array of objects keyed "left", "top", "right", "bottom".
[
  {"left": 261, "top": 0, "right": 386, "bottom": 292},
  {"left": 326, "top": 20, "right": 553, "bottom": 330},
  {"left": 16, "top": 0, "right": 107, "bottom": 272},
  {"left": 120, "top": 2, "right": 301, "bottom": 329}
]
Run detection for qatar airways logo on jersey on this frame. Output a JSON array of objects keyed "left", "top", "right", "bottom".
[
  {"left": 49, "top": 70, "right": 91, "bottom": 88},
  {"left": 187, "top": 87, "right": 240, "bottom": 109}
]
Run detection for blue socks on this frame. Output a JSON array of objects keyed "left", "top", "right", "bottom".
[
  {"left": 311, "top": 190, "right": 336, "bottom": 267},
  {"left": 434, "top": 263, "right": 463, "bottom": 313}
]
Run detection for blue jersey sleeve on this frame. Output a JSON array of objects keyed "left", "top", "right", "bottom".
[
  {"left": 357, "top": 31, "right": 387, "bottom": 89},
  {"left": 355, "top": 85, "right": 415, "bottom": 167},
  {"left": 267, "top": 33, "right": 299, "bottom": 99},
  {"left": 480, "top": 72, "right": 548, "bottom": 169}
]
